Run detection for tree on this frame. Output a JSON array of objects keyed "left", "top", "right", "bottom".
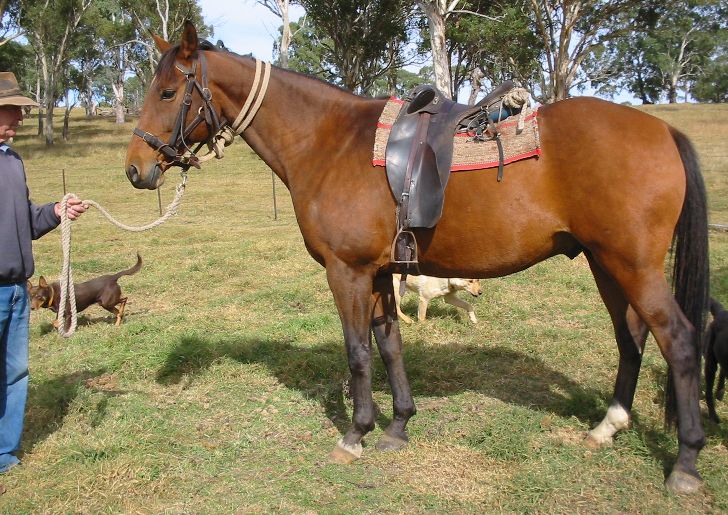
[
  {"left": 606, "top": 0, "right": 726, "bottom": 103},
  {"left": 416, "top": 0, "right": 504, "bottom": 99},
  {"left": 438, "top": 0, "right": 540, "bottom": 100},
  {"left": 528, "top": 0, "right": 640, "bottom": 103},
  {"left": 297, "top": 0, "right": 416, "bottom": 94},
  {"left": 0, "top": 0, "right": 24, "bottom": 46},
  {"left": 256, "top": 0, "right": 301, "bottom": 68},
  {"left": 691, "top": 32, "right": 728, "bottom": 102},
  {"left": 20, "top": 0, "right": 93, "bottom": 145},
  {"left": 121, "top": 0, "right": 209, "bottom": 92},
  {"left": 94, "top": 0, "right": 136, "bottom": 123}
]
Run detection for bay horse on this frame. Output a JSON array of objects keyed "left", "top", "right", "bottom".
[{"left": 124, "top": 22, "right": 709, "bottom": 494}]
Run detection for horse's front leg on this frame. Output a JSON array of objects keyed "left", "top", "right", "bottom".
[
  {"left": 371, "top": 274, "right": 416, "bottom": 451},
  {"left": 326, "top": 260, "right": 377, "bottom": 464}
]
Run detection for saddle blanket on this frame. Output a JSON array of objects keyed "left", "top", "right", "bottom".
[{"left": 372, "top": 97, "right": 541, "bottom": 171}]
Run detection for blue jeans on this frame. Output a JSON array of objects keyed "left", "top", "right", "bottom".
[{"left": 0, "top": 283, "right": 29, "bottom": 473}]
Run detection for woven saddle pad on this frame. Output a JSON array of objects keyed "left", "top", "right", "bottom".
[{"left": 372, "top": 97, "right": 541, "bottom": 172}]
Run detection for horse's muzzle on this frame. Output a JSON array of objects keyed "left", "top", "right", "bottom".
[{"left": 126, "top": 164, "right": 163, "bottom": 190}]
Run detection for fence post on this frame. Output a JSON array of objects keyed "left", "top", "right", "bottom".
[{"left": 271, "top": 170, "right": 278, "bottom": 220}]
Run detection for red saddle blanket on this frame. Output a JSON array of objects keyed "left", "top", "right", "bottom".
[{"left": 372, "top": 97, "right": 541, "bottom": 171}]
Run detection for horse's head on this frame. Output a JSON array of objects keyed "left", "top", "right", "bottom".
[{"left": 126, "top": 21, "right": 222, "bottom": 190}]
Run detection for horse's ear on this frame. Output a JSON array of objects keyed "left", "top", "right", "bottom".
[
  {"left": 179, "top": 20, "right": 198, "bottom": 60},
  {"left": 152, "top": 34, "right": 172, "bottom": 53}
]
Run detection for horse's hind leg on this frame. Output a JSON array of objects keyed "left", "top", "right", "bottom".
[
  {"left": 599, "top": 260, "right": 704, "bottom": 493},
  {"left": 371, "top": 274, "right": 416, "bottom": 451},
  {"left": 584, "top": 254, "right": 648, "bottom": 448},
  {"left": 325, "top": 261, "right": 377, "bottom": 464}
]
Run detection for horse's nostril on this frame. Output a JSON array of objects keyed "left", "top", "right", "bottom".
[{"left": 127, "top": 164, "right": 139, "bottom": 184}]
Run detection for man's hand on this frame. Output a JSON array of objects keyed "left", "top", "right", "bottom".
[{"left": 54, "top": 197, "right": 87, "bottom": 221}]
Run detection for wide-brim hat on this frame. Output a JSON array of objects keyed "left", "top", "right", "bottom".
[{"left": 0, "top": 71, "right": 38, "bottom": 107}]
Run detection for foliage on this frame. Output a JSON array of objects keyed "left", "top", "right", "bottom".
[
  {"left": 0, "top": 38, "right": 34, "bottom": 92},
  {"left": 602, "top": 0, "right": 726, "bottom": 103},
  {"left": 444, "top": 0, "right": 541, "bottom": 99},
  {"left": 296, "top": 0, "right": 416, "bottom": 94},
  {"left": 527, "top": 0, "right": 643, "bottom": 103}
]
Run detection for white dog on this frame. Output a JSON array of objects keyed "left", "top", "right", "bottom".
[{"left": 392, "top": 274, "right": 483, "bottom": 324}]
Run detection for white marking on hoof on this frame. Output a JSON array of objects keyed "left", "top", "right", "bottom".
[
  {"left": 336, "top": 438, "right": 362, "bottom": 458},
  {"left": 587, "top": 404, "right": 630, "bottom": 447}
]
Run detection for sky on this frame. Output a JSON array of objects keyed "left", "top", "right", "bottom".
[
  {"left": 196, "top": 1, "right": 638, "bottom": 104},
  {"left": 198, "top": 1, "right": 306, "bottom": 61}
]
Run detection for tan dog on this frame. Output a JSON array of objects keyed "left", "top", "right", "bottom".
[{"left": 392, "top": 274, "right": 483, "bottom": 324}]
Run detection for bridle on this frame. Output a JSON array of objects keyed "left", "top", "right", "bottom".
[{"left": 133, "top": 51, "right": 271, "bottom": 171}]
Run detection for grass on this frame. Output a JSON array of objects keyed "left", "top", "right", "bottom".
[{"left": 0, "top": 103, "right": 727, "bottom": 512}]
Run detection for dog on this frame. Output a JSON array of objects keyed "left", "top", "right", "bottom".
[
  {"left": 392, "top": 274, "right": 483, "bottom": 324},
  {"left": 705, "top": 297, "right": 728, "bottom": 422},
  {"left": 27, "top": 253, "right": 142, "bottom": 329}
]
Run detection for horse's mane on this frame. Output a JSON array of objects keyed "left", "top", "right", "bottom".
[{"left": 154, "top": 39, "right": 355, "bottom": 99}]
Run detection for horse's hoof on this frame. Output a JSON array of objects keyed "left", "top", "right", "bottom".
[
  {"left": 665, "top": 469, "right": 703, "bottom": 495},
  {"left": 583, "top": 433, "right": 612, "bottom": 449},
  {"left": 376, "top": 432, "right": 408, "bottom": 451},
  {"left": 328, "top": 439, "right": 362, "bottom": 464}
]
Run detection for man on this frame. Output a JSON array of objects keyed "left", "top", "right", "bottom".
[{"left": 0, "top": 71, "right": 86, "bottom": 475}]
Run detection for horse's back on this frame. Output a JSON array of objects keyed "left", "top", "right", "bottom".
[{"left": 418, "top": 97, "right": 688, "bottom": 277}]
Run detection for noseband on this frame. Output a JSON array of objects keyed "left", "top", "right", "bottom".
[{"left": 133, "top": 52, "right": 270, "bottom": 170}]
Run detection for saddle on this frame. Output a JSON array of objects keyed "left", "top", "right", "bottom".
[{"left": 385, "top": 81, "right": 516, "bottom": 266}]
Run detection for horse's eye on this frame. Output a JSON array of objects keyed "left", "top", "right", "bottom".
[{"left": 161, "top": 89, "right": 176, "bottom": 100}]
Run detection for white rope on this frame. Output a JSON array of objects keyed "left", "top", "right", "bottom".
[{"left": 56, "top": 175, "right": 187, "bottom": 337}]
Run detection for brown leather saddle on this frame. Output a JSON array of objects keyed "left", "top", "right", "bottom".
[{"left": 385, "top": 81, "right": 516, "bottom": 266}]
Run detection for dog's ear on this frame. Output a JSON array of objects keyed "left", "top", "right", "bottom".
[
  {"left": 26, "top": 280, "right": 33, "bottom": 291},
  {"left": 39, "top": 276, "right": 48, "bottom": 288}
]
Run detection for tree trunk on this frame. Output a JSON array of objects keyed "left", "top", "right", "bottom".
[
  {"left": 467, "top": 67, "right": 484, "bottom": 105},
  {"left": 63, "top": 109, "right": 70, "bottom": 141},
  {"left": 278, "top": 0, "right": 291, "bottom": 69},
  {"left": 44, "top": 102, "right": 54, "bottom": 145},
  {"left": 418, "top": 1, "right": 452, "bottom": 99},
  {"left": 113, "top": 81, "right": 125, "bottom": 124}
]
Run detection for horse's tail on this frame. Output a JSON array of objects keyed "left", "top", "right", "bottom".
[{"left": 665, "top": 127, "right": 710, "bottom": 427}]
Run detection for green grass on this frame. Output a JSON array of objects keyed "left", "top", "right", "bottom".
[{"left": 0, "top": 104, "right": 727, "bottom": 512}]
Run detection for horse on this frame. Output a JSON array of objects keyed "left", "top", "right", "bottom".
[{"left": 124, "top": 22, "right": 709, "bottom": 494}]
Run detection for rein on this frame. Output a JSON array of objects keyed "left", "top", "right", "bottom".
[{"left": 133, "top": 53, "right": 271, "bottom": 169}]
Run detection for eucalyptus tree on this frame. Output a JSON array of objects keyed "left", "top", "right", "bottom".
[
  {"left": 296, "top": 0, "right": 416, "bottom": 95},
  {"left": 420, "top": 0, "right": 540, "bottom": 101},
  {"left": 528, "top": 0, "right": 641, "bottom": 103},
  {"left": 19, "top": 0, "right": 93, "bottom": 145},
  {"left": 0, "top": 0, "right": 23, "bottom": 46},
  {"left": 256, "top": 0, "right": 301, "bottom": 68},
  {"left": 604, "top": 0, "right": 725, "bottom": 103},
  {"left": 93, "top": 0, "right": 136, "bottom": 123},
  {"left": 120, "top": 0, "right": 209, "bottom": 92}
]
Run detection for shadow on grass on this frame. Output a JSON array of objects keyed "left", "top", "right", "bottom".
[
  {"left": 157, "top": 334, "right": 610, "bottom": 432},
  {"left": 24, "top": 369, "right": 126, "bottom": 452}
]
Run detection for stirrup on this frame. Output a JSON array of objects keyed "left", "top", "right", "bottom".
[{"left": 391, "top": 227, "right": 419, "bottom": 265}]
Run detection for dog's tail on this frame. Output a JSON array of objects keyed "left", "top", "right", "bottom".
[
  {"left": 112, "top": 253, "right": 143, "bottom": 280},
  {"left": 710, "top": 297, "right": 725, "bottom": 317}
]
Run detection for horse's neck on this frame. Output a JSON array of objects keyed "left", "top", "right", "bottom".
[{"left": 228, "top": 62, "right": 379, "bottom": 188}]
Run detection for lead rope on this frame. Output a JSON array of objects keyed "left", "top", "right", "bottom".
[{"left": 56, "top": 173, "right": 188, "bottom": 337}]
